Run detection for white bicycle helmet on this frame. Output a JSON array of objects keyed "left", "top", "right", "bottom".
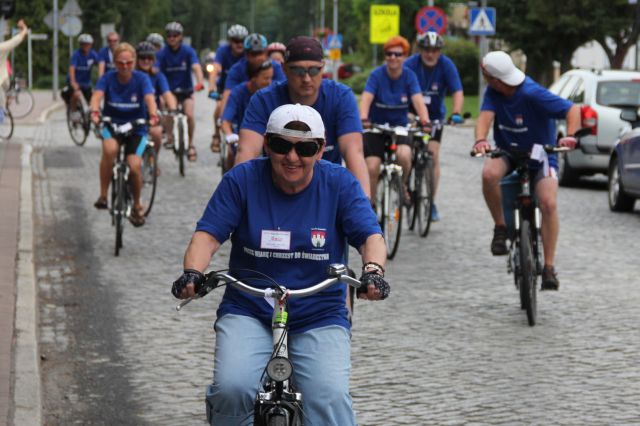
[
  {"left": 146, "top": 33, "right": 164, "bottom": 48},
  {"left": 78, "top": 33, "right": 94, "bottom": 44},
  {"left": 227, "top": 24, "right": 249, "bottom": 40},
  {"left": 267, "top": 42, "right": 286, "bottom": 54},
  {"left": 165, "top": 21, "right": 184, "bottom": 34},
  {"left": 417, "top": 31, "right": 444, "bottom": 49}
]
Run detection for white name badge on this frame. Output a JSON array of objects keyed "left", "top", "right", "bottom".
[
  {"left": 423, "top": 95, "right": 431, "bottom": 105},
  {"left": 261, "top": 230, "right": 291, "bottom": 250}
]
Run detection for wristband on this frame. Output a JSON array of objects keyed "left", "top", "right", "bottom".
[
  {"left": 474, "top": 138, "right": 488, "bottom": 146},
  {"left": 91, "top": 110, "right": 100, "bottom": 116},
  {"left": 362, "top": 261, "right": 385, "bottom": 277}
]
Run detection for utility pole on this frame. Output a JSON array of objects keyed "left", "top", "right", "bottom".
[
  {"left": 332, "top": 0, "right": 338, "bottom": 80},
  {"left": 478, "top": 0, "right": 489, "bottom": 101},
  {"left": 53, "top": 0, "right": 59, "bottom": 100}
]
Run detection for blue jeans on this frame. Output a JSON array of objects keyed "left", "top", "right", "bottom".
[{"left": 206, "top": 314, "right": 356, "bottom": 426}]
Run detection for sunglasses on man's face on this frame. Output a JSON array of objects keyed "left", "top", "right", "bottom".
[
  {"left": 138, "top": 55, "right": 155, "bottom": 61},
  {"left": 116, "top": 60, "right": 135, "bottom": 68},
  {"left": 268, "top": 136, "right": 321, "bottom": 157},
  {"left": 288, "top": 65, "right": 323, "bottom": 78},
  {"left": 385, "top": 51, "right": 403, "bottom": 58},
  {"left": 166, "top": 32, "right": 181, "bottom": 38},
  {"left": 108, "top": 38, "right": 119, "bottom": 43},
  {"left": 231, "top": 38, "right": 244, "bottom": 44}
]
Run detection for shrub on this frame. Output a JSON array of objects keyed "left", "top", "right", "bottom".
[{"left": 443, "top": 37, "right": 479, "bottom": 95}]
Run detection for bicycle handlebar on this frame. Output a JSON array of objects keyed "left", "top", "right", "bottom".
[
  {"left": 470, "top": 145, "right": 572, "bottom": 158},
  {"left": 175, "top": 263, "right": 363, "bottom": 311},
  {"left": 101, "top": 117, "right": 148, "bottom": 135}
]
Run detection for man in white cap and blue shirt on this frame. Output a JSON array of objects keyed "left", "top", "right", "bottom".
[{"left": 472, "top": 50, "right": 580, "bottom": 290}]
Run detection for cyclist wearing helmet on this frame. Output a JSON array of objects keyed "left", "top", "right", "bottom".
[
  {"left": 405, "top": 31, "right": 464, "bottom": 222},
  {"left": 136, "top": 41, "right": 177, "bottom": 162},
  {"left": 146, "top": 33, "right": 164, "bottom": 51},
  {"left": 208, "top": 24, "right": 248, "bottom": 153},
  {"left": 156, "top": 21, "right": 205, "bottom": 162},
  {"left": 220, "top": 60, "right": 274, "bottom": 170},
  {"left": 267, "top": 41, "right": 286, "bottom": 65},
  {"left": 67, "top": 33, "right": 99, "bottom": 121},
  {"left": 224, "top": 33, "right": 285, "bottom": 94},
  {"left": 90, "top": 43, "right": 159, "bottom": 227},
  {"left": 98, "top": 31, "right": 120, "bottom": 77}
]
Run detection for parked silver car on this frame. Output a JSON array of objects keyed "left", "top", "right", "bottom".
[{"left": 549, "top": 69, "right": 640, "bottom": 186}]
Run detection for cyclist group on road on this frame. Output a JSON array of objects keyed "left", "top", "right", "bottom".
[{"left": 49, "top": 19, "right": 582, "bottom": 424}]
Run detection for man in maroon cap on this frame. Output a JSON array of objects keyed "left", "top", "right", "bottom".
[{"left": 235, "top": 36, "right": 370, "bottom": 198}]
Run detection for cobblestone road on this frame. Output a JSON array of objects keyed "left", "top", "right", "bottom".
[{"left": 24, "top": 92, "right": 640, "bottom": 425}]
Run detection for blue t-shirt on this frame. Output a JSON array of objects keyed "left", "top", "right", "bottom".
[
  {"left": 95, "top": 70, "right": 154, "bottom": 135},
  {"left": 481, "top": 76, "right": 573, "bottom": 169},
  {"left": 241, "top": 80, "right": 362, "bottom": 164},
  {"left": 221, "top": 83, "right": 253, "bottom": 131},
  {"left": 156, "top": 44, "right": 200, "bottom": 91},
  {"left": 224, "top": 57, "right": 286, "bottom": 91},
  {"left": 214, "top": 43, "right": 244, "bottom": 93},
  {"left": 364, "top": 65, "right": 421, "bottom": 126},
  {"left": 69, "top": 49, "right": 99, "bottom": 88},
  {"left": 147, "top": 71, "right": 170, "bottom": 107},
  {"left": 405, "top": 53, "right": 463, "bottom": 120},
  {"left": 196, "top": 158, "right": 381, "bottom": 333},
  {"left": 98, "top": 47, "right": 115, "bottom": 73}
]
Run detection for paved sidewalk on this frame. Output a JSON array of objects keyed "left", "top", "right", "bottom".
[{"left": 0, "top": 89, "right": 60, "bottom": 426}]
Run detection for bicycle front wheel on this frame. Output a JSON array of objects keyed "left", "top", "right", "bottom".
[
  {"left": 7, "top": 89, "right": 35, "bottom": 119},
  {"left": 177, "top": 119, "right": 185, "bottom": 177},
  {"left": 416, "top": 156, "right": 434, "bottom": 238},
  {"left": 384, "top": 173, "right": 403, "bottom": 259},
  {"left": 0, "top": 108, "right": 14, "bottom": 140},
  {"left": 67, "top": 106, "right": 88, "bottom": 146},
  {"left": 220, "top": 133, "right": 229, "bottom": 174},
  {"left": 140, "top": 145, "right": 158, "bottom": 217},
  {"left": 518, "top": 220, "right": 537, "bottom": 326},
  {"left": 114, "top": 172, "right": 126, "bottom": 256},
  {"left": 405, "top": 167, "right": 416, "bottom": 230}
]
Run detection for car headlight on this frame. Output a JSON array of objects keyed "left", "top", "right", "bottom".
[
  {"left": 266, "top": 356, "right": 293, "bottom": 382},
  {"left": 206, "top": 63, "right": 215, "bottom": 73}
]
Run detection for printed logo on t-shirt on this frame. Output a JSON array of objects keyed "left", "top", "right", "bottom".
[
  {"left": 310, "top": 228, "right": 326, "bottom": 249},
  {"left": 431, "top": 83, "right": 438, "bottom": 91},
  {"left": 400, "top": 94, "right": 408, "bottom": 104},
  {"left": 131, "top": 94, "right": 138, "bottom": 103},
  {"left": 515, "top": 114, "right": 524, "bottom": 126}
]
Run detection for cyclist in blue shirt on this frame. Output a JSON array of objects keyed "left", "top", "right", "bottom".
[
  {"left": 405, "top": 32, "right": 465, "bottom": 221},
  {"left": 236, "top": 36, "right": 370, "bottom": 198},
  {"left": 156, "top": 21, "right": 205, "bottom": 162},
  {"left": 90, "top": 43, "right": 159, "bottom": 228},
  {"left": 67, "top": 33, "right": 99, "bottom": 120},
  {"left": 220, "top": 60, "right": 274, "bottom": 170},
  {"left": 172, "top": 104, "right": 389, "bottom": 426},
  {"left": 472, "top": 51, "right": 580, "bottom": 290},
  {"left": 359, "top": 35, "right": 431, "bottom": 202},
  {"left": 136, "top": 41, "right": 177, "bottom": 163},
  {"left": 97, "top": 31, "right": 119, "bottom": 77},
  {"left": 208, "top": 24, "right": 248, "bottom": 153}
]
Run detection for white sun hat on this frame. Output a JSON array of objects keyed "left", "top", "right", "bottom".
[
  {"left": 266, "top": 104, "right": 325, "bottom": 140},
  {"left": 482, "top": 51, "right": 525, "bottom": 86}
]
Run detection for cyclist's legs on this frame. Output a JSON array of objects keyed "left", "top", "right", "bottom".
[
  {"left": 534, "top": 172, "right": 559, "bottom": 266},
  {"left": 289, "top": 325, "right": 356, "bottom": 426},
  {"left": 125, "top": 135, "right": 149, "bottom": 211},
  {"left": 149, "top": 125, "right": 162, "bottom": 154},
  {"left": 206, "top": 314, "right": 271, "bottom": 426},
  {"left": 182, "top": 97, "right": 195, "bottom": 147},
  {"left": 427, "top": 125, "right": 444, "bottom": 198},
  {"left": 99, "top": 137, "right": 119, "bottom": 199},
  {"left": 364, "top": 132, "right": 384, "bottom": 201},
  {"left": 396, "top": 138, "right": 412, "bottom": 186},
  {"left": 481, "top": 157, "right": 510, "bottom": 226}
]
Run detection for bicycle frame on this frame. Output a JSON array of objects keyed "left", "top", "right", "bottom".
[{"left": 177, "top": 264, "right": 362, "bottom": 426}]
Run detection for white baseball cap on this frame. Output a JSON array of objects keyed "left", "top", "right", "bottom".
[
  {"left": 482, "top": 51, "right": 525, "bottom": 86},
  {"left": 266, "top": 104, "right": 325, "bottom": 140}
]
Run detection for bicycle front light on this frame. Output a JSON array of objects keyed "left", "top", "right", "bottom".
[{"left": 266, "top": 357, "right": 293, "bottom": 382}]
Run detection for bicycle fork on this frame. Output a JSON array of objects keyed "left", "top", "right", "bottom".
[{"left": 112, "top": 163, "right": 132, "bottom": 219}]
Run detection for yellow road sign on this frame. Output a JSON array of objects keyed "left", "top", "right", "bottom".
[
  {"left": 370, "top": 5, "right": 400, "bottom": 44},
  {"left": 329, "top": 48, "right": 341, "bottom": 61}
]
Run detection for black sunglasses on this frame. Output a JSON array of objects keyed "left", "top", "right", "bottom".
[
  {"left": 268, "top": 136, "right": 321, "bottom": 157},
  {"left": 385, "top": 51, "right": 404, "bottom": 58},
  {"left": 138, "top": 55, "right": 155, "bottom": 61},
  {"left": 288, "top": 65, "right": 323, "bottom": 77},
  {"left": 230, "top": 38, "right": 244, "bottom": 43},
  {"left": 166, "top": 32, "right": 181, "bottom": 38}
]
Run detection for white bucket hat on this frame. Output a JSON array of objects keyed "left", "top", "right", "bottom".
[
  {"left": 482, "top": 51, "right": 525, "bottom": 86},
  {"left": 266, "top": 104, "right": 325, "bottom": 140}
]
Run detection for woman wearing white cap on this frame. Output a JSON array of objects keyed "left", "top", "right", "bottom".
[
  {"left": 172, "top": 104, "right": 388, "bottom": 425},
  {"left": 473, "top": 51, "right": 581, "bottom": 290}
]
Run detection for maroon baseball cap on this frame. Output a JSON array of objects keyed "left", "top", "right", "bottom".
[{"left": 285, "top": 36, "right": 323, "bottom": 63}]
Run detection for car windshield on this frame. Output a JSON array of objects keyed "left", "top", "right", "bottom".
[{"left": 597, "top": 80, "right": 640, "bottom": 108}]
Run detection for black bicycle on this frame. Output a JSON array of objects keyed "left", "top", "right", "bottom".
[
  {"left": 0, "top": 106, "right": 13, "bottom": 140},
  {"left": 177, "top": 263, "right": 363, "bottom": 426},
  {"left": 101, "top": 117, "right": 157, "bottom": 256},
  {"left": 67, "top": 94, "right": 92, "bottom": 146},
  {"left": 364, "top": 124, "right": 406, "bottom": 259},
  {"left": 405, "top": 121, "right": 436, "bottom": 238},
  {"left": 5, "top": 75, "right": 35, "bottom": 119},
  {"left": 473, "top": 144, "right": 572, "bottom": 326},
  {"left": 171, "top": 88, "right": 192, "bottom": 177}
]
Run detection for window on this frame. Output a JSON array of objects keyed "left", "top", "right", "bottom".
[
  {"left": 597, "top": 81, "right": 640, "bottom": 107},
  {"left": 569, "top": 79, "right": 585, "bottom": 104}
]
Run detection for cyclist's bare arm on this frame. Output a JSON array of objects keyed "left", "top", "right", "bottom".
[
  {"left": 358, "top": 233, "right": 387, "bottom": 300},
  {"left": 474, "top": 110, "right": 495, "bottom": 153},
  {"left": 235, "top": 128, "right": 264, "bottom": 165},
  {"left": 98, "top": 62, "right": 106, "bottom": 78},
  {"left": 221, "top": 120, "right": 234, "bottom": 136},
  {"left": 565, "top": 104, "right": 581, "bottom": 136},
  {"left": 69, "top": 66, "right": 79, "bottom": 90},
  {"left": 451, "top": 90, "right": 464, "bottom": 116},
  {"left": 161, "top": 91, "right": 177, "bottom": 111},
  {"left": 359, "top": 91, "right": 374, "bottom": 121},
  {"left": 219, "top": 88, "right": 232, "bottom": 117},
  {"left": 207, "top": 63, "right": 222, "bottom": 91},
  {"left": 89, "top": 90, "right": 103, "bottom": 112},
  {"left": 410, "top": 93, "right": 430, "bottom": 124},
  {"left": 144, "top": 93, "right": 158, "bottom": 118},
  {"left": 192, "top": 63, "right": 204, "bottom": 87},
  {"left": 181, "top": 231, "right": 222, "bottom": 297},
  {"left": 0, "top": 21, "right": 27, "bottom": 51},
  {"left": 339, "top": 132, "right": 371, "bottom": 199}
]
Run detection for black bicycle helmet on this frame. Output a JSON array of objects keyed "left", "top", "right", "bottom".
[{"left": 417, "top": 31, "right": 444, "bottom": 49}]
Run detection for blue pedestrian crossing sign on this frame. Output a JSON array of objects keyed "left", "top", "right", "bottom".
[{"left": 469, "top": 7, "right": 496, "bottom": 36}]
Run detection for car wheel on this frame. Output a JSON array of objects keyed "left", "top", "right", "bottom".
[
  {"left": 557, "top": 151, "right": 580, "bottom": 187},
  {"left": 608, "top": 157, "right": 635, "bottom": 212}
]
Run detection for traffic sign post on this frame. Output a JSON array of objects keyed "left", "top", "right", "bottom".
[
  {"left": 469, "top": 3, "right": 497, "bottom": 106},
  {"left": 370, "top": 5, "right": 399, "bottom": 44},
  {"left": 28, "top": 31, "right": 49, "bottom": 89},
  {"left": 414, "top": 6, "right": 448, "bottom": 35}
]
